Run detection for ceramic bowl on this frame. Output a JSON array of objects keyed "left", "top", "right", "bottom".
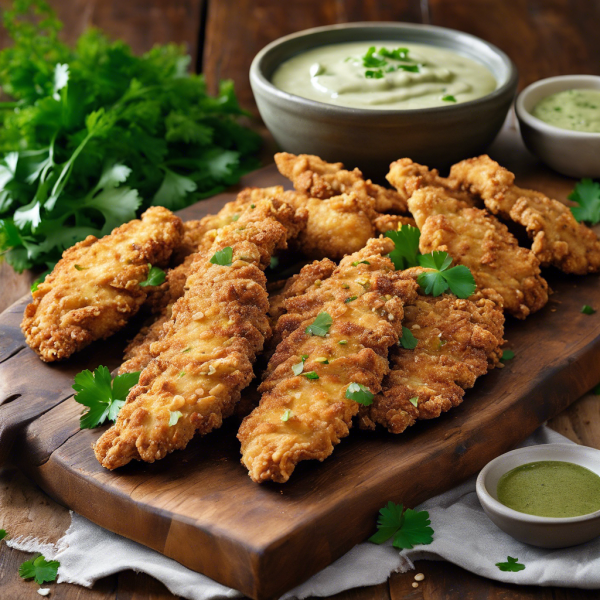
[
  {"left": 250, "top": 22, "right": 518, "bottom": 176},
  {"left": 476, "top": 443, "right": 600, "bottom": 548},
  {"left": 516, "top": 75, "right": 600, "bottom": 178}
]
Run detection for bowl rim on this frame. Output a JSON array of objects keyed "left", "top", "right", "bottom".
[
  {"left": 250, "top": 21, "right": 518, "bottom": 117},
  {"left": 476, "top": 443, "right": 600, "bottom": 525},
  {"left": 516, "top": 74, "right": 600, "bottom": 138}
]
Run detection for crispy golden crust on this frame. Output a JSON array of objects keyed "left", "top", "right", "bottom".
[
  {"left": 408, "top": 186, "right": 549, "bottom": 319},
  {"left": 123, "top": 194, "right": 308, "bottom": 374},
  {"left": 94, "top": 200, "right": 292, "bottom": 469},
  {"left": 21, "top": 207, "right": 183, "bottom": 362},
  {"left": 373, "top": 213, "right": 417, "bottom": 234},
  {"left": 364, "top": 272, "right": 505, "bottom": 434},
  {"left": 275, "top": 152, "right": 408, "bottom": 213},
  {"left": 237, "top": 238, "right": 419, "bottom": 483},
  {"left": 387, "top": 158, "right": 480, "bottom": 207},
  {"left": 450, "top": 155, "right": 600, "bottom": 274}
]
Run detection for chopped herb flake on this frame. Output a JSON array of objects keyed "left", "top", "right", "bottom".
[
  {"left": 399, "top": 326, "right": 418, "bottom": 350},
  {"left": 169, "top": 410, "right": 182, "bottom": 426},
  {"left": 582, "top": 304, "right": 596, "bottom": 315},
  {"left": 442, "top": 95, "right": 457, "bottom": 102},
  {"left": 140, "top": 264, "right": 166, "bottom": 287},
  {"left": 281, "top": 409, "right": 292, "bottom": 422},
  {"left": 409, "top": 397, "right": 419, "bottom": 407},
  {"left": 302, "top": 371, "right": 319, "bottom": 380},
  {"left": 345, "top": 382, "right": 374, "bottom": 406},
  {"left": 496, "top": 556, "right": 525, "bottom": 572},
  {"left": 345, "top": 295, "right": 358, "bottom": 303},
  {"left": 19, "top": 555, "right": 60, "bottom": 585},
  {"left": 305, "top": 312, "right": 333, "bottom": 336},
  {"left": 501, "top": 349, "right": 515, "bottom": 361},
  {"left": 210, "top": 246, "right": 233, "bottom": 266}
]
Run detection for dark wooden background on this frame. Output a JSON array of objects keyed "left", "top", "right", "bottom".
[{"left": 1, "top": 1, "right": 600, "bottom": 598}]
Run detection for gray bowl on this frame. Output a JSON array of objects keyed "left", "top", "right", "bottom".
[{"left": 250, "top": 22, "right": 518, "bottom": 176}]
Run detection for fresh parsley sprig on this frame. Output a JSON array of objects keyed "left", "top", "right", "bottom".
[
  {"left": 345, "top": 382, "right": 374, "bottom": 406},
  {"left": 386, "top": 225, "right": 421, "bottom": 270},
  {"left": 305, "top": 312, "right": 333, "bottom": 337},
  {"left": 496, "top": 556, "right": 525, "bottom": 572},
  {"left": 19, "top": 555, "right": 60, "bottom": 585},
  {"left": 399, "top": 326, "right": 418, "bottom": 350},
  {"left": 417, "top": 251, "right": 476, "bottom": 299},
  {"left": 72, "top": 366, "right": 140, "bottom": 429},
  {"left": 210, "top": 246, "right": 233, "bottom": 266},
  {"left": 140, "top": 264, "right": 166, "bottom": 287},
  {"left": 369, "top": 501, "right": 434, "bottom": 549},
  {"left": 569, "top": 178, "right": 600, "bottom": 224}
]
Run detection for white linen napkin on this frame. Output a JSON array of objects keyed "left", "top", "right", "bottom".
[{"left": 8, "top": 426, "right": 600, "bottom": 598}]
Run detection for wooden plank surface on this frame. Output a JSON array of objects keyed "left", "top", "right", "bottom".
[{"left": 2, "top": 0, "right": 600, "bottom": 598}]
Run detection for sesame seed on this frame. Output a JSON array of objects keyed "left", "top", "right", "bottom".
[{"left": 414, "top": 573, "right": 425, "bottom": 581}]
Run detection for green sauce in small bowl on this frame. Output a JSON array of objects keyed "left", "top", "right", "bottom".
[
  {"left": 497, "top": 460, "right": 600, "bottom": 518},
  {"left": 532, "top": 89, "right": 600, "bottom": 133}
]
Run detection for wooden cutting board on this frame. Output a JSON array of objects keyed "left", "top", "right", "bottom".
[{"left": 1, "top": 127, "right": 600, "bottom": 600}]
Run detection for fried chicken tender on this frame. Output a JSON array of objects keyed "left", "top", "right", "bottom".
[
  {"left": 275, "top": 152, "right": 408, "bottom": 213},
  {"left": 21, "top": 207, "right": 183, "bottom": 362},
  {"left": 373, "top": 213, "right": 417, "bottom": 234},
  {"left": 237, "top": 238, "right": 419, "bottom": 483},
  {"left": 94, "top": 200, "right": 294, "bottom": 469},
  {"left": 387, "top": 158, "right": 479, "bottom": 207},
  {"left": 450, "top": 155, "right": 600, "bottom": 274},
  {"left": 364, "top": 269, "right": 505, "bottom": 434},
  {"left": 408, "top": 186, "right": 549, "bottom": 319}
]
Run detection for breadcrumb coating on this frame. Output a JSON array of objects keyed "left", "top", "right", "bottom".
[
  {"left": 21, "top": 206, "right": 183, "bottom": 362},
  {"left": 450, "top": 155, "right": 600, "bottom": 274}
]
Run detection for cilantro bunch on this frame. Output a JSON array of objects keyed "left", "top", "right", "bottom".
[{"left": 0, "top": 0, "right": 261, "bottom": 272}]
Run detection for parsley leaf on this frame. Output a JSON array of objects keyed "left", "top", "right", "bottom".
[
  {"left": 169, "top": 410, "right": 182, "bottom": 426},
  {"left": 369, "top": 501, "right": 434, "bottom": 549},
  {"left": 409, "top": 397, "right": 419, "bottom": 407},
  {"left": 140, "top": 264, "right": 165, "bottom": 287},
  {"left": 417, "top": 251, "right": 476, "bottom": 298},
  {"left": 496, "top": 556, "right": 525, "bottom": 572},
  {"left": 19, "top": 555, "right": 60, "bottom": 585},
  {"left": 72, "top": 366, "right": 140, "bottom": 429},
  {"left": 569, "top": 179, "right": 600, "bottom": 224},
  {"left": 305, "top": 312, "right": 332, "bottom": 336},
  {"left": 442, "top": 95, "right": 457, "bottom": 102},
  {"left": 302, "top": 371, "right": 319, "bottom": 380},
  {"left": 501, "top": 349, "right": 515, "bottom": 361},
  {"left": 281, "top": 409, "right": 292, "bottom": 422},
  {"left": 345, "top": 382, "right": 374, "bottom": 406},
  {"left": 210, "top": 246, "right": 233, "bottom": 266},
  {"left": 385, "top": 225, "right": 421, "bottom": 270},
  {"left": 292, "top": 356, "right": 306, "bottom": 376},
  {"left": 582, "top": 304, "right": 596, "bottom": 315},
  {"left": 0, "top": 529, "right": 6, "bottom": 541},
  {"left": 351, "top": 260, "right": 370, "bottom": 266},
  {"left": 399, "top": 326, "right": 418, "bottom": 349}
]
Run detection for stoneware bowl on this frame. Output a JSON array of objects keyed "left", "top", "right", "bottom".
[
  {"left": 476, "top": 443, "right": 600, "bottom": 548},
  {"left": 516, "top": 75, "right": 600, "bottom": 178},
  {"left": 250, "top": 22, "right": 518, "bottom": 176}
]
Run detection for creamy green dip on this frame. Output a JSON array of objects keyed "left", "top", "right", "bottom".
[
  {"left": 497, "top": 460, "right": 600, "bottom": 518},
  {"left": 271, "top": 42, "right": 497, "bottom": 110},
  {"left": 532, "top": 89, "right": 600, "bottom": 133}
]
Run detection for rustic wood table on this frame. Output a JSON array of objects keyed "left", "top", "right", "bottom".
[{"left": 1, "top": 1, "right": 600, "bottom": 598}]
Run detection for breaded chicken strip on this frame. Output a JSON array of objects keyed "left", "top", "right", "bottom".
[
  {"left": 237, "top": 238, "right": 419, "bottom": 483},
  {"left": 364, "top": 268, "right": 505, "bottom": 434},
  {"left": 21, "top": 207, "right": 183, "bottom": 362},
  {"left": 275, "top": 152, "right": 408, "bottom": 214},
  {"left": 408, "top": 186, "right": 549, "bottom": 319},
  {"left": 450, "top": 155, "right": 600, "bottom": 274},
  {"left": 373, "top": 213, "right": 417, "bottom": 234},
  {"left": 387, "top": 158, "right": 479, "bottom": 207},
  {"left": 94, "top": 200, "right": 294, "bottom": 469}
]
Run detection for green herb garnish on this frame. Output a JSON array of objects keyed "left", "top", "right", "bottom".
[
  {"left": 345, "top": 296, "right": 358, "bottom": 303},
  {"left": 409, "top": 397, "right": 419, "bottom": 407},
  {"left": 369, "top": 501, "right": 434, "bottom": 549},
  {"left": 73, "top": 264, "right": 88, "bottom": 271},
  {"left": 442, "top": 95, "right": 457, "bottom": 102},
  {"left": 302, "top": 371, "right": 319, "bottom": 380},
  {"left": 345, "top": 382, "right": 374, "bottom": 406},
  {"left": 582, "top": 304, "right": 596, "bottom": 315},
  {"left": 360, "top": 46, "right": 418, "bottom": 79},
  {"left": 0, "top": 0, "right": 260, "bottom": 273},
  {"left": 30, "top": 269, "right": 51, "bottom": 292},
  {"left": 169, "top": 410, "right": 182, "bottom": 426},
  {"left": 351, "top": 260, "right": 370, "bottom": 266},
  {"left": 292, "top": 356, "right": 306, "bottom": 376},
  {"left": 385, "top": 225, "right": 421, "bottom": 270},
  {"left": 305, "top": 312, "right": 332, "bottom": 337},
  {"left": 501, "top": 349, "right": 515, "bottom": 361},
  {"left": 569, "top": 179, "right": 600, "bottom": 224},
  {"left": 496, "top": 556, "right": 525, "bottom": 572},
  {"left": 19, "top": 555, "right": 60, "bottom": 585},
  {"left": 269, "top": 256, "right": 279, "bottom": 270},
  {"left": 365, "top": 69, "right": 384, "bottom": 79},
  {"left": 140, "top": 264, "right": 166, "bottom": 287},
  {"left": 417, "top": 251, "right": 476, "bottom": 298},
  {"left": 72, "top": 366, "right": 139, "bottom": 429},
  {"left": 210, "top": 246, "right": 233, "bottom": 266},
  {"left": 399, "top": 326, "right": 418, "bottom": 349},
  {"left": 338, "top": 340, "right": 348, "bottom": 345},
  {"left": 0, "top": 529, "right": 6, "bottom": 541},
  {"left": 281, "top": 409, "right": 292, "bottom": 422}
]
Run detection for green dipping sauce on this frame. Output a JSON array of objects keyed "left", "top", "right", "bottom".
[
  {"left": 497, "top": 460, "right": 600, "bottom": 518},
  {"left": 271, "top": 42, "right": 497, "bottom": 110},
  {"left": 532, "top": 89, "right": 600, "bottom": 133}
]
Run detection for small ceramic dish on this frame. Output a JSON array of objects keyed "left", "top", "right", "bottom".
[
  {"left": 516, "top": 75, "right": 600, "bottom": 178},
  {"left": 250, "top": 22, "right": 518, "bottom": 175},
  {"left": 476, "top": 443, "right": 600, "bottom": 548}
]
